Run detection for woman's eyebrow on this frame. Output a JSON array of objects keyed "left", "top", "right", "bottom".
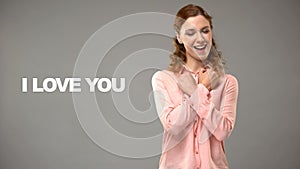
[
  {"left": 185, "top": 28, "right": 196, "bottom": 32},
  {"left": 201, "top": 26, "right": 209, "bottom": 30},
  {"left": 185, "top": 26, "right": 209, "bottom": 32}
]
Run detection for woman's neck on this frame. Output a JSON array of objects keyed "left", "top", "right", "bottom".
[{"left": 185, "top": 57, "right": 205, "bottom": 73}]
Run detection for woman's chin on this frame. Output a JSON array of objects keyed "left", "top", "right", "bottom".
[
  {"left": 195, "top": 48, "right": 211, "bottom": 62},
  {"left": 191, "top": 49, "right": 208, "bottom": 61},
  {"left": 197, "top": 54, "right": 208, "bottom": 61}
]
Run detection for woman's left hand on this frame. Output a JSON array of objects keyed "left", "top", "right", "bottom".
[
  {"left": 198, "top": 68, "right": 212, "bottom": 91},
  {"left": 199, "top": 66, "right": 222, "bottom": 91}
]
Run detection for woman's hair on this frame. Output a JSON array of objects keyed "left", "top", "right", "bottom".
[{"left": 168, "top": 4, "right": 225, "bottom": 74}]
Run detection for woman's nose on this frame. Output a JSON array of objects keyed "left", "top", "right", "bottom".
[{"left": 196, "top": 32, "right": 205, "bottom": 42}]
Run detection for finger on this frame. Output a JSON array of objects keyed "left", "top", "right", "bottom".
[
  {"left": 200, "top": 67, "right": 206, "bottom": 73},
  {"left": 204, "top": 64, "right": 211, "bottom": 69},
  {"left": 179, "top": 66, "right": 186, "bottom": 74}
]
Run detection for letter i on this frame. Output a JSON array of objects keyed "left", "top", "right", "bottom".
[{"left": 22, "top": 78, "right": 28, "bottom": 92}]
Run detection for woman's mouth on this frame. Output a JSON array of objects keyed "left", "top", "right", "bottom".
[{"left": 194, "top": 44, "right": 207, "bottom": 51}]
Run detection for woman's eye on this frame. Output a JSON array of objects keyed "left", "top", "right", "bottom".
[
  {"left": 202, "top": 29, "right": 210, "bottom": 34},
  {"left": 185, "top": 31, "right": 195, "bottom": 36}
]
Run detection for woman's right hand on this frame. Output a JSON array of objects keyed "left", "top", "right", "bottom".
[{"left": 177, "top": 70, "right": 197, "bottom": 96}]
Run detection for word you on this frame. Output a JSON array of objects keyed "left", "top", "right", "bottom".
[{"left": 21, "top": 78, "right": 125, "bottom": 93}]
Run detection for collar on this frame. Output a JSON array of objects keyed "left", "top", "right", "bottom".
[
  {"left": 182, "top": 64, "right": 199, "bottom": 83},
  {"left": 183, "top": 64, "right": 200, "bottom": 75}
]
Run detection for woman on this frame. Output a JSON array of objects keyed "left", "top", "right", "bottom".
[{"left": 152, "top": 4, "right": 239, "bottom": 169}]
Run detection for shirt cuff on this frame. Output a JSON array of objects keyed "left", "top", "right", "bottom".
[{"left": 188, "top": 83, "right": 211, "bottom": 119}]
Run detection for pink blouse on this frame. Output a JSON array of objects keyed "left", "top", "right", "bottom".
[{"left": 151, "top": 70, "right": 239, "bottom": 169}]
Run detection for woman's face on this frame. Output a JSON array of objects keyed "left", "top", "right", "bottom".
[{"left": 177, "top": 15, "right": 212, "bottom": 62}]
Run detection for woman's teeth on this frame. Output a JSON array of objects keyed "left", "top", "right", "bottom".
[{"left": 194, "top": 45, "right": 206, "bottom": 50}]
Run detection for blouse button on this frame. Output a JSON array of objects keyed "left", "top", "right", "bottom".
[{"left": 195, "top": 151, "right": 198, "bottom": 154}]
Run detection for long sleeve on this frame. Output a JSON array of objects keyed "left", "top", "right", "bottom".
[
  {"left": 152, "top": 71, "right": 198, "bottom": 136},
  {"left": 154, "top": 71, "right": 239, "bottom": 169},
  {"left": 188, "top": 74, "right": 239, "bottom": 141}
]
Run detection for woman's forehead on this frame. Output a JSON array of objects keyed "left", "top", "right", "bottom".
[{"left": 181, "top": 15, "right": 210, "bottom": 30}]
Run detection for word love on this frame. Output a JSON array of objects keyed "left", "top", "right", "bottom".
[{"left": 21, "top": 78, "right": 125, "bottom": 93}]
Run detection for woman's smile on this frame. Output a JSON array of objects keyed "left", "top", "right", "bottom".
[{"left": 194, "top": 43, "right": 207, "bottom": 54}]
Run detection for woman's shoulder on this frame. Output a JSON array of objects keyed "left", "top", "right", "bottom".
[
  {"left": 225, "top": 74, "right": 238, "bottom": 81},
  {"left": 224, "top": 73, "right": 239, "bottom": 88},
  {"left": 152, "top": 70, "right": 179, "bottom": 88},
  {"left": 152, "top": 70, "right": 177, "bottom": 81}
]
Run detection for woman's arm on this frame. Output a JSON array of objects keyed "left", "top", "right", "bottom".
[
  {"left": 152, "top": 71, "right": 198, "bottom": 136},
  {"left": 188, "top": 74, "right": 239, "bottom": 141}
]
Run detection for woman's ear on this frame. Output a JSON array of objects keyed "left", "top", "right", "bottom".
[{"left": 176, "top": 32, "right": 183, "bottom": 44}]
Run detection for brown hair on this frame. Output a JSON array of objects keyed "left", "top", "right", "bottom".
[{"left": 168, "top": 4, "right": 225, "bottom": 73}]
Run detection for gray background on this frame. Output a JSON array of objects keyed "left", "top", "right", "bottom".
[{"left": 1, "top": 0, "right": 300, "bottom": 169}]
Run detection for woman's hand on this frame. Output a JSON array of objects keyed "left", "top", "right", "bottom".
[
  {"left": 177, "top": 71, "right": 197, "bottom": 96},
  {"left": 198, "top": 68, "right": 212, "bottom": 91},
  {"left": 199, "top": 66, "right": 222, "bottom": 91}
]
